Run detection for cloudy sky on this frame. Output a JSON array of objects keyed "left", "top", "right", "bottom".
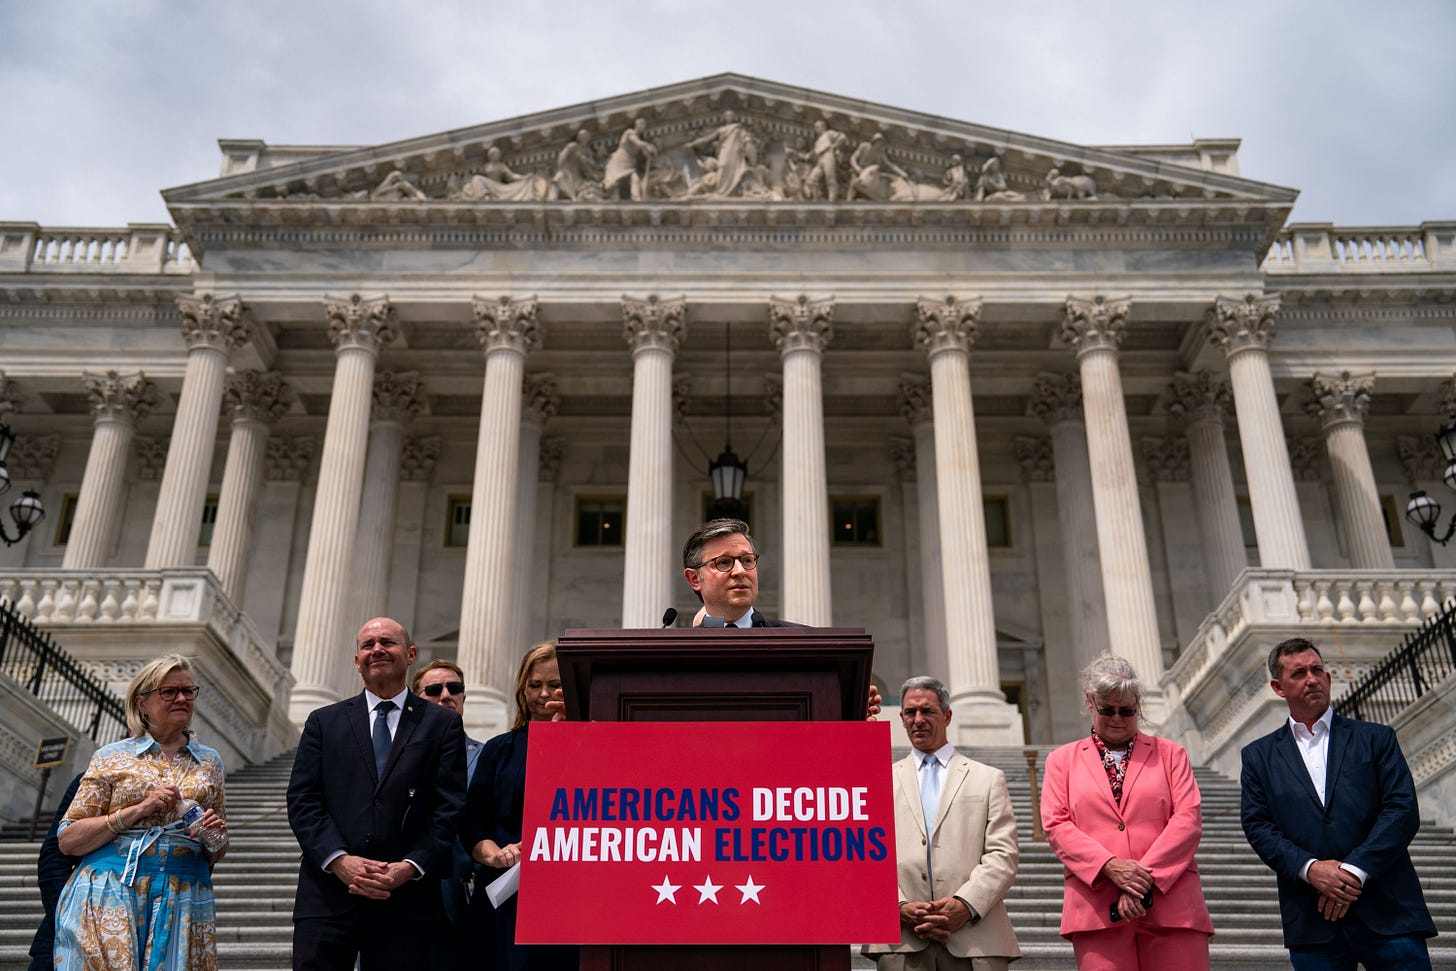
[{"left": 2, "top": 0, "right": 1452, "bottom": 229}]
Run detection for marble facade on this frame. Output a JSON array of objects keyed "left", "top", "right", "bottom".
[{"left": 1, "top": 76, "right": 1454, "bottom": 785}]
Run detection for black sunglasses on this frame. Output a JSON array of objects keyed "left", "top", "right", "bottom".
[
  {"left": 421, "top": 681, "right": 465, "bottom": 698},
  {"left": 1095, "top": 705, "right": 1138, "bottom": 718}
]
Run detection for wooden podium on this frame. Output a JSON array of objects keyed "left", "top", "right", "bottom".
[{"left": 554, "top": 626, "right": 876, "bottom": 971}]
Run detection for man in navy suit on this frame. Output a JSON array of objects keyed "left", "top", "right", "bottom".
[
  {"left": 1240, "top": 637, "right": 1436, "bottom": 970},
  {"left": 287, "top": 617, "right": 467, "bottom": 971}
]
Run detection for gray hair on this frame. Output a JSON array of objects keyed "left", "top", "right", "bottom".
[
  {"left": 1079, "top": 653, "right": 1143, "bottom": 708},
  {"left": 900, "top": 676, "right": 950, "bottom": 711},
  {"left": 681, "top": 518, "right": 757, "bottom": 570}
]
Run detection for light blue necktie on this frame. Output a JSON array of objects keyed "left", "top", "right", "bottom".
[{"left": 372, "top": 700, "right": 396, "bottom": 779}]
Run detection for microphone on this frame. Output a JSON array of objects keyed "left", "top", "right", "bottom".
[{"left": 661, "top": 608, "right": 678, "bottom": 628}]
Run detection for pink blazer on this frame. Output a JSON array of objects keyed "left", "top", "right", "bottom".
[{"left": 1040, "top": 733, "right": 1213, "bottom": 937}]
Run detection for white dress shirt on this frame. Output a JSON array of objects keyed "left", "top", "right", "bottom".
[{"left": 1291, "top": 707, "right": 1368, "bottom": 886}]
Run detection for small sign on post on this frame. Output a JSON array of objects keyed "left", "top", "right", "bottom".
[{"left": 33, "top": 736, "right": 70, "bottom": 769}]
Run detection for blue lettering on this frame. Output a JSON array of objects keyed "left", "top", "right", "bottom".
[{"left": 549, "top": 788, "right": 569, "bottom": 820}]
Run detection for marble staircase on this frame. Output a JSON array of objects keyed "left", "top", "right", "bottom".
[{"left": 1, "top": 747, "right": 1452, "bottom": 970}]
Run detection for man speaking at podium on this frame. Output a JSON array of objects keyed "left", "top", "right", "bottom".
[{"left": 681, "top": 518, "right": 803, "bottom": 628}]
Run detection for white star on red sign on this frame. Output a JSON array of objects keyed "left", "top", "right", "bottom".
[
  {"left": 694, "top": 876, "right": 723, "bottom": 903},
  {"left": 652, "top": 876, "right": 680, "bottom": 904},
  {"left": 735, "top": 876, "right": 765, "bottom": 904}
]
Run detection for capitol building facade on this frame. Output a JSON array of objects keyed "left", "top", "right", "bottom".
[{"left": 2, "top": 75, "right": 1454, "bottom": 819}]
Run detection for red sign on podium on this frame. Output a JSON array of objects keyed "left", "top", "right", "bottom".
[{"left": 515, "top": 720, "right": 900, "bottom": 945}]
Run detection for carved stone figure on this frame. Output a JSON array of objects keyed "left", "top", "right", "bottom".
[
  {"left": 370, "top": 170, "right": 428, "bottom": 202},
  {"left": 686, "top": 110, "right": 758, "bottom": 198},
  {"left": 975, "top": 157, "right": 1025, "bottom": 202},
  {"left": 450, "top": 146, "right": 557, "bottom": 202},
  {"left": 808, "top": 120, "right": 848, "bottom": 201},
  {"left": 1041, "top": 167, "right": 1097, "bottom": 200},
  {"left": 603, "top": 118, "right": 657, "bottom": 201},
  {"left": 846, "top": 133, "right": 908, "bottom": 200},
  {"left": 782, "top": 136, "right": 816, "bottom": 200},
  {"left": 940, "top": 153, "right": 970, "bottom": 201},
  {"left": 552, "top": 130, "right": 603, "bottom": 201}
]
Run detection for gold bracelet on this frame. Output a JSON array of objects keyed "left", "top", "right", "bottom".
[{"left": 108, "top": 810, "right": 125, "bottom": 833}]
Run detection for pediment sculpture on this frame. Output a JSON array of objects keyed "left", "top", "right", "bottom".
[{"left": 275, "top": 113, "right": 1117, "bottom": 207}]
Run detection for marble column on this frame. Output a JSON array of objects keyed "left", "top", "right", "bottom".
[
  {"left": 621, "top": 296, "right": 684, "bottom": 629},
  {"left": 388, "top": 436, "right": 440, "bottom": 622},
  {"left": 1060, "top": 296, "right": 1165, "bottom": 707},
  {"left": 459, "top": 296, "right": 540, "bottom": 735},
  {"left": 64, "top": 371, "right": 159, "bottom": 569},
  {"left": 145, "top": 295, "right": 253, "bottom": 568},
  {"left": 246, "top": 435, "right": 316, "bottom": 649},
  {"left": 1308, "top": 371, "right": 1394, "bottom": 569},
  {"left": 1167, "top": 370, "right": 1246, "bottom": 602},
  {"left": 897, "top": 376, "right": 946, "bottom": 682},
  {"left": 511, "top": 374, "right": 559, "bottom": 654},
  {"left": 207, "top": 370, "right": 291, "bottom": 605},
  {"left": 914, "top": 296, "right": 1021, "bottom": 743},
  {"left": 1208, "top": 294, "right": 1311, "bottom": 570},
  {"left": 1028, "top": 371, "right": 1110, "bottom": 670},
  {"left": 771, "top": 295, "right": 834, "bottom": 627},
  {"left": 288, "top": 294, "right": 398, "bottom": 723},
  {"left": 353, "top": 370, "right": 427, "bottom": 630}
]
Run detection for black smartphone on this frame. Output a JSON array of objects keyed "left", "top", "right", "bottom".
[{"left": 1109, "top": 890, "right": 1155, "bottom": 922}]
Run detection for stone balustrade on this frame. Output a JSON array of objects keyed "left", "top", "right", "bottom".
[
  {"left": 1162, "top": 568, "right": 1456, "bottom": 779},
  {"left": 0, "top": 568, "right": 294, "bottom": 767},
  {"left": 0, "top": 222, "right": 194, "bottom": 274},
  {"left": 1262, "top": 221, "right": 1456, "bottom": 273}
]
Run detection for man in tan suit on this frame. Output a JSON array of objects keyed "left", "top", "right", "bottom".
[{"left": 865, "top": 676, "right": 1021, "bottom": 970}]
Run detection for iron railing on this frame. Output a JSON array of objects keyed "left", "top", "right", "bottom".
[
  {"left": 0, "top": 601, "right": 126, "bottom": 744},
  {"left": 1334, "top": 602, "right": 1456, "bottom": 724}
]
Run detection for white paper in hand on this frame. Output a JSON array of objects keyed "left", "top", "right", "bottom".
[{"left": 486, "top": 861, "right": 520, "bottom": 908}]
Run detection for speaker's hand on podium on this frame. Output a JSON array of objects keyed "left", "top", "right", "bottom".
[
  {"left": 546, "top": 687, "right": 567, "bottom": 721},
  {"left": 866, "top": 684, "right": 882, "bottom": 720}
]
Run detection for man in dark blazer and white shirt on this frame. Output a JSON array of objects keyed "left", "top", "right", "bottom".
[
  {"left": 1240, "top": 636, "right": 1436, "bottom": 970},
  {"left": 682, "top": 518, "right": 803, "bottom": 627},
  {"left": 287, "top": 617, "right": 467, "bottom": 971}
]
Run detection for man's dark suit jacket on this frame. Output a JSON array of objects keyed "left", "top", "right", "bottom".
[
  {"left": 697, "top": 610, "right": 804, "bottom": 628},
  {"left": 1240, "top": 712, "right": 1436, "bottom": 948},
  {"left": 27, "top": 772, "right": 82, "bottom": 971},
  {"left": 287, "top": 692, "right": 467, "bottom": 921}
]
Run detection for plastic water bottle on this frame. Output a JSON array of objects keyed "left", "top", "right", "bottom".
[{"left": 178, "top": 798, "right": 228, "bottom": 854}]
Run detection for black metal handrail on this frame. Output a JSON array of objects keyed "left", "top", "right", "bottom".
[
  {"left": 1334, "top": 602, "right": 1456, "bottom": 724},
  {"left": 0, "top": 601, "right": 127, "bottom": 744}
]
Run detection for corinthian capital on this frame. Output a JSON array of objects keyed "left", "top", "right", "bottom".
[
  {"left": 0, "top": 371, "right": 24, "bottom": 415},
  {"left": 1015, "top": 436, "right": 1055, "bottom": 483},
  {"left": 889, "top": 436, "right": 916, "bottom": 482},
  {"left": 402, "top": 436, "right": 441, "bottom": 482},
  {"left": 914, "top": 295, "right": 981, "bottom": 356},
  {"left": 474, "top": 295, "right": 542, "bottom": 355},
  {"left": 266, "top": 435, "right": 317, "bottom": 481},
  {"left": 1207, "top": 293, "right": 1281, "bottom": 355},
  {"left": 1166, "top": 370, "right": 1231, "bottom": 426},
  {"left": 1141, "top": 436, "right": 1190, "bottom": 482},
  {"left": 523, "top": 373, "right": 561, "bottom": 423},
  {"left": 83, "top": 370, "right": 160, "bottom": 424},
  {"left": 897, "top": 374, "right": 933, "bottom": 425},
  {"left": 1397, "top": 434, "right": 1445, "bottom": 484},
  {"left": 621, "top": 295, "right": 686, "bottom": 354},
  {"left": 5, "top": 433, "right": 60, "bottom": 480},
  {"left": 1028, "top": 371, "right": 1083, "bottom": 426},
  {"left": 372, "top": 370, "right": 427, "bottom": 423},
  {"left": 770, "top": 295, "right": 835, "bottom": 356},
  {"left": 1305, "top": 371, "right": 1374, "bottom": 428},
  {"left": 134, "top": 436, "right": 169, "bottom": 480},
  {"left": 224, "top": 370, "right": 292, "bottom": 425},
  {"left": 177, "top": 293, "right": 253, "bottom": 352},
  {"left": 1060, "top": 295, "right": 1130, "bottom": 356},
  {"left": 325, "top": 294, "right": 399, "bottom": 352}
]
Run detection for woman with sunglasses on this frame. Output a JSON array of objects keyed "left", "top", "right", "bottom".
[
  {"left": 460, "top": 641, "right": 576, "bottom": 971},
  {"left": 1039, "top": 653, "right": 1213, "bottom": 971},
  {"left": 53, "top": 653, "right": 228, "bottom": 971}
]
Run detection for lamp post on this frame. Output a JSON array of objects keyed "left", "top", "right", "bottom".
[
  {"left": 0, "top": 421, "right": 46, "bottom": 546},
  {"left": 1405, "top": 415, "right": 1456, "bottom": 545}
]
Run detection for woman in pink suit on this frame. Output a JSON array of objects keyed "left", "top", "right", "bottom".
[{"left": 1040, "top": 654, "right": 1213, "bottom": 970}]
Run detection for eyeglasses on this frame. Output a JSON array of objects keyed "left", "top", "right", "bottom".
[
  {"left": 1095, "top": 705, "right": 1138, "bottom": 718},
  {"left": 421, "top": 681, "right": 465, "bottom": 698},
  {"left": 695, "top": 553, "right": 760, "bottom": 573},
  {"left": 145, "top": 685, "right": 201, "bottom": 702}
]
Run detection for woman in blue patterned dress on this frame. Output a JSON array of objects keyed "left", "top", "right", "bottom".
[{"left": 54, "top": 653, "right": 228, "bottom": 971}]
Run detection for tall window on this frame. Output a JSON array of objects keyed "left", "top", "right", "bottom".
[
  {"left": 197, "top": 495, "right": 220, "bottom": 546},
  {"left": 983, "top": 496, "right": 1011, "bottom": 548},
  {"left": 832, "top": 496, "right": 880, "bottom": 546},
  {"left": 445, "top": 495, "right": 471, "bottom": 548},
  {"left": 576, "top": 497, "right": 625, "bottom": 546},
  {"left": 53, "top": 493, "right": 79, "bottom": 546},
  {"left": 1379, "top": 494, "right": 1405, "bottom": 547}
]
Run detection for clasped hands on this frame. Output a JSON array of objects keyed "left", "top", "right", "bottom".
[
  {"left": 329, "top": 855, "right": 414, "bottom": 899},
  {"left": 1308, "top": 859, "right": 1362, "bottom": 921},
  {"left": 1102, "top": 857, "right": 1154, "bottom": 922},
  {"left": 899, "top": 897, "right": 972, "bottom": 941}
]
